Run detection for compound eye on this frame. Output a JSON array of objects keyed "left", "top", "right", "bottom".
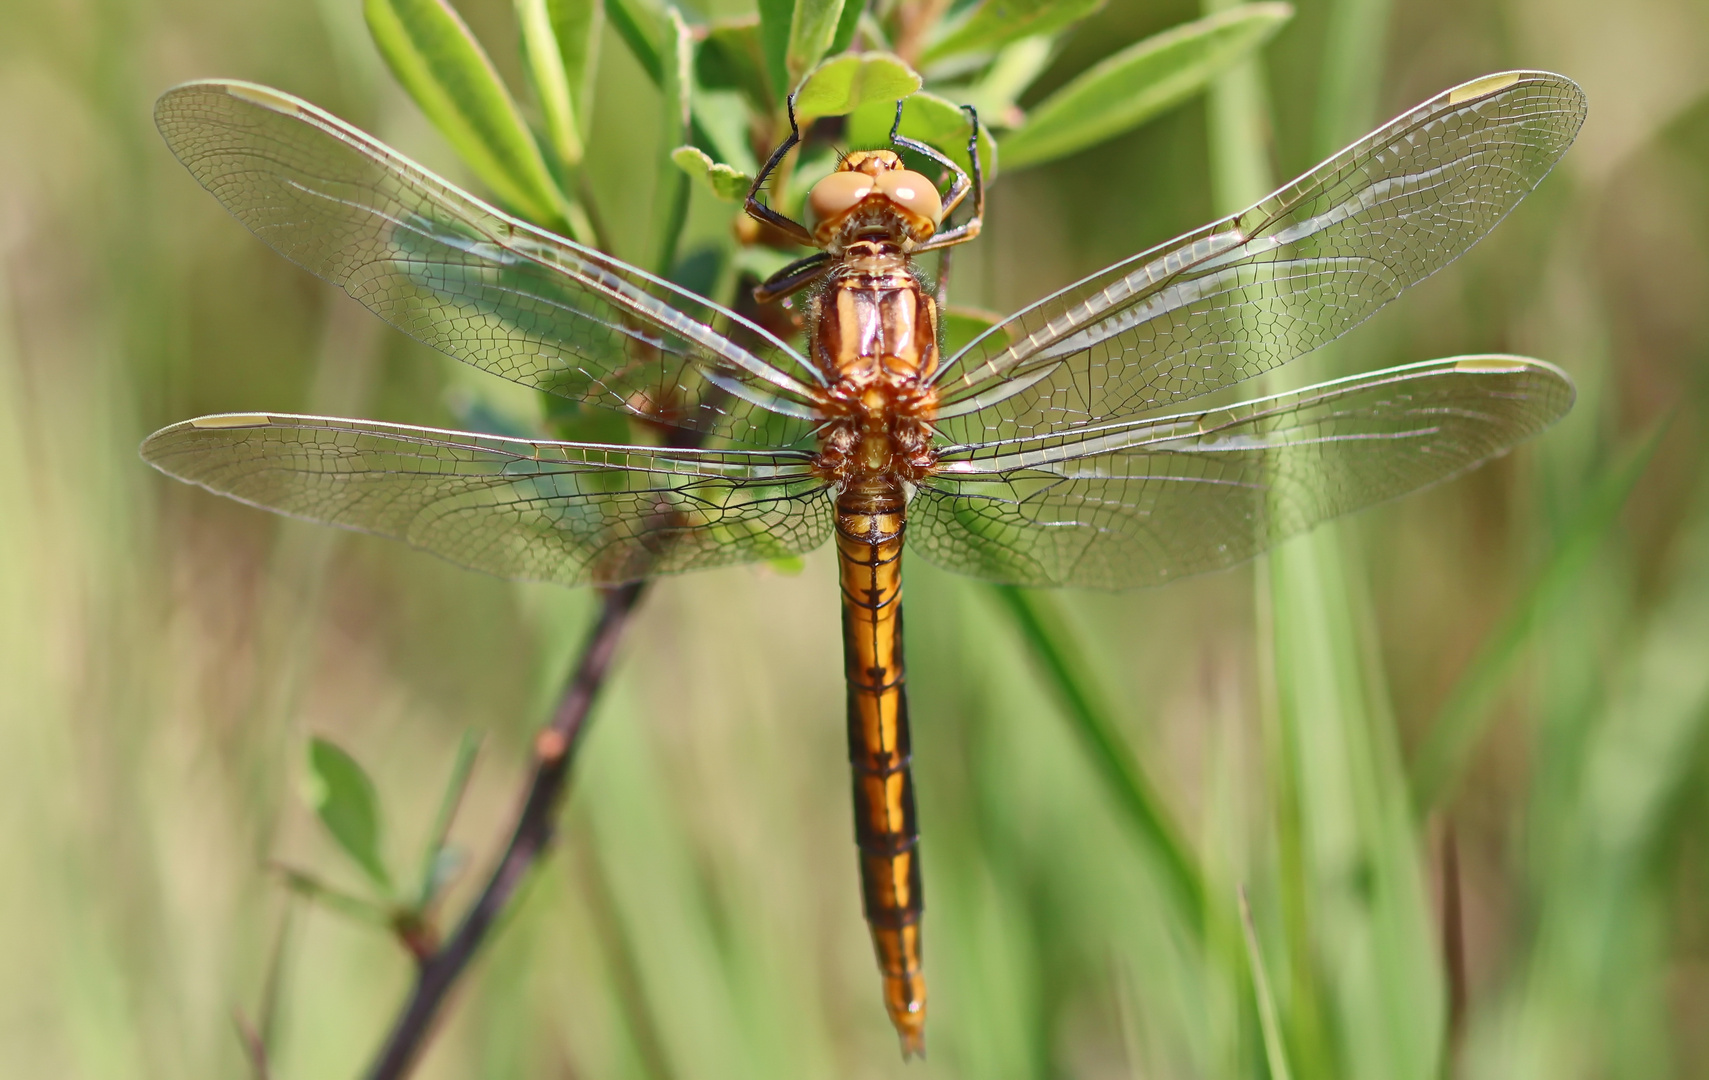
[
  {"left": 807, "top": 170, "right": 875, "bottom": 228},
  {"left": 876, "top": 169, "right": 943, "bottom": 227}
]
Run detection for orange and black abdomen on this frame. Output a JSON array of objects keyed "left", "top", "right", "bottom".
[{"left": 836, "top": 482, "right": 926, "bottom": 1055}]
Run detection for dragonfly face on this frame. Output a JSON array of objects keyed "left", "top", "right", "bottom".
[{"left": 142, "top": 70, "right": 1586, "bottom": 1057}]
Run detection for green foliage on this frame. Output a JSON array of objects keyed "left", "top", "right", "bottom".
[
  {"left": 792, "top": 51, "right": 920, "bottom": 120},
  {"left": 847, "top": 88, "right": 1000, "bottom": 178},
  {"left": 303, "top": 736, "right": 392, "bottom": 893},
  {"left": 364, "top": 0, "right": 569, "bottom": 230},
  {"left": 671, "top": 146, "right": 752, "bottom": 201},
  {"left": 922, "top": 0, "right": 1105, "bottom": 65},
  {"left": 998, "top": 3, "right": 1294, "bottom": 169}
]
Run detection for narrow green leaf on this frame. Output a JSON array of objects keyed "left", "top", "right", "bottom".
[
  {"left": 277, "top": 864, "right": 395, "bottom": 927},
  {"left": 603, "top": 0, "right": 664, "bottom": 85},
  {"left": 653, "top": 8, "right": 693, "bottom": 274},
  {"left": 1240, "top": 888, "right": 1295, "bottom": 1080},
  {"left": 998, "top": 3, "right": 1293, "bottom": 169},
  {"left": 517, "top": 0, "right": 584, "bottom": 168},
  {"left": 1411, "top": 422, "right": 1665, "bottom": 813},
  {"left": 757, "top": 0, "right": 794, "bottom": 97},
  {"left": 364, "top": 0, "right": 568, "bottom": 227},
  {"left": 957, "top": 35, "right": 1055, "bottom": 127},
  {"left": 846, "top": 88, "right": 999, "bottom": 180},
  {"left": 921, "top": 0, "right": 1103, "bottom": 65},
  {"left": 303, "top": 736, "right": 391, "bottom": 891},
  {"left": 829, "top": 0, "right": 863, "bottom": 56},
  {"left": 990, "top": 585, "right": 1206, "bottom": 933},
  {"left": 672, "top": 146, "right": 753, "bottom": 201},
  {"left": 793, "top": 51, "right": 921, "bottom": 120},
  {"left": 698, "top": 17, "right": 775, "bottom": 115},
  {"left": 415, "top": 731, "right": 483, "bottom": 909},
  {"left": 787, "top": 0, "right": 848, "bottom": 85},
  {"left": 550, "top": 0, "right": 604, "bottom": 132}
]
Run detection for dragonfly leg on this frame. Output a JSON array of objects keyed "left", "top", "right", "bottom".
[
  {"left": 754, "top": 251, "right": 833, "bottom": 305},
  {"left": 744, "top": 92, "right": 816, "bottom": 247},
  {"left": 909, "top": 105, "right": 983, "bottom": 254}
]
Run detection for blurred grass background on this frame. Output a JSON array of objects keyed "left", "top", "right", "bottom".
[{"left": 2, "top": 0, "right": 1709, "bottom": 1077}]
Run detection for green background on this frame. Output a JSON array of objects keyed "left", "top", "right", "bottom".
[{"left": 1, "top": 0, "right": 1707, "bottom": 1077}]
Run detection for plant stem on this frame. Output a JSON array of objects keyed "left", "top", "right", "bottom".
[{"left": 364, "top": 581, "right": 648, "bottom": 1080}]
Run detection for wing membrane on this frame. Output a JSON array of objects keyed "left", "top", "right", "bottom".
[
  {"left": 155, "top": 81, "right": 823, "bottom": 448},
  {"left": 932, "top": 71, "right": 1586, "bottom": 444},
  {"left": 912, "top": 356, "right": 1573, "bottom": 588},
  {"left": 143, "top": 413, "right": 832, "bottom": 586}
]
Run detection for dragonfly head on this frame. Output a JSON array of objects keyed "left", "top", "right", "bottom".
[{"left": 807, "top": 150, "right": 943, "bottom": 248}]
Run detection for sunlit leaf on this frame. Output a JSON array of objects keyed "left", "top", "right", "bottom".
[
  {"left": 998, "top": 3, "right": 1293, "bottom": 169},
  {"left": 956, "top": 35, "right": 1055, "bottom": 128},
  {"left": 846, "top": 89, "right": 999, "bottom": 180},
  {"left": 303, "top": 736, "right": 391, "bottom": 892},
  {"left": 787, "top": 0, "right": 848, "bottom": 85},
  {"left": 793, "top": 52, "right": 921, "bottom": 120},
  {"left": 672, "top": 146, "right": 753, "bottom": 201},
  {"left": 517, "top": 0, "right": 583, "bottom": 168},
  {"left": 921, "top": 0, "right": 1102, "bottom": 65},
  {"left": 364, "top": 0, "right": 568, "bottom": 228}
]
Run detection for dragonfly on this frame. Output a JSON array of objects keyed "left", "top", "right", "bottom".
[{"left": 144, "top": 69, "right": 1585, "bottom": 1055}]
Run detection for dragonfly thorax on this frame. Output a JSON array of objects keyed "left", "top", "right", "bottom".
[{"left": 808, "top": 238, "right": 940, "bottom": 489}]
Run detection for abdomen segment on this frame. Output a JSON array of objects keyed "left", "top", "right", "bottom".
[{"left": 836, "top": 484, "right": 926, "bottom": 1056}]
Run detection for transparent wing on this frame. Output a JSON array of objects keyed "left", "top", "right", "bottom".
[
  {"left": 155, "top": 81, "right": 824, "bottom": 449},
  {"left": 911, "top": 357, "right": 1572, "bottom": 588},
  {"left": 142, "top": 413, "right": 832, "bottom": 587},
  {"left": 932, "top": 71, "right": 1586, "bottom": 444}
]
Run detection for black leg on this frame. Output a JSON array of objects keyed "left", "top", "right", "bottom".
[
  {"left": 912, "top": 104, "right": 984, "bottom": 253},
  {"left": 754, "top": 251, "right": 833, "bottom": 304},
  {"left": 744, "top": 93, "right": 816, "bottom": 247}
]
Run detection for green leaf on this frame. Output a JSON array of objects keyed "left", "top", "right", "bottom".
[
  {"left": 303, "top": 736, "right": 391, "bottom": 891},
  {"left": 998, "top": 3, "right": 1293, "bottom": 169},
  {"left": 1240, "top": 888, "right": 1295, "bottom": 1080},
  {"left": 550, "top": 0, "right": 603, "bottom": 132},
  {"left": 415, "top": 731, "right": 482, "bottom": 908},
  {"left": 828, "top": 0, "right": 863, "bottom": 56},
  {"left": 698, "top": 17, "right": 775, "bottom": 115},
  {"left": 957, "top": 35, "right": 1055, "bottom": 127},
  {"left": 757, "top": 0, "right": 794, "bottom": 97},
  {"left": 653, "top": 8, "right": 693, "bottom": 274},
  {"left": 672, "top": 146, "right": 753, "bottom": 201},
  {"left": 989, "top": 586, "right": 1206, "bottom": 931},
  {"left": 787, "top": 0, "right": 848, "bottom": 85},
  {"left": 603, "top": 0, "right": 664, "bottom": 85},
  {"left": 793, "top": 52, "right": 922, "bottom": 121},
  {"left": 921, "top": 0, "right": 1103, "bottom": 65},
  {"left": 517, "top": 0, "right": 584, "bottom": 168},
  {"left": 277, "top": 865, "right": 394, "bottom": 927},
  {"left": 1410, "top": 421, "right": 1665, "bottom": 812},
  {"left": 846, "top": 89, "right": 999, "bottom": 180},
  {"left": 364, "top": 0, "right": 568, "bottom": 228}
]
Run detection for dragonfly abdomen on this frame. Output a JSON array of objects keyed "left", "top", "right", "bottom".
[{"left": 836, "top": 480, "right": 926, "bottom": 1056}]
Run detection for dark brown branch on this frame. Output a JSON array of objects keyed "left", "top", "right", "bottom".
[{"left": 364, "top": 581, "right": 649, "bottom": 1080}]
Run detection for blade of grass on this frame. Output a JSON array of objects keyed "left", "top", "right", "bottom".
[
  {"left": 415, "top": 731, "right": 484, "bottom": 909},
  {"left": 989, "top": 585, "right": 1206, "bottom": 933},
  {"left": 1411, "top": 421, "right": 1664, "bottom": 812},
  {"left": 653, "top": 9, "right": 693, "bottom": 275},
  {"left": 1240, "top": 887, "right": 1294, "bottom": 1080}
]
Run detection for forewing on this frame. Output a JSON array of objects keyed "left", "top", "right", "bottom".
[
  {"left": 912, "top": 357, "right": 1572, "bottom": 588},
  {"left": 143, "top": 414, "right": 832, "bottom": 586},
  {"left": 155, "top": 81, "right": 822, "bottom": 448},
  {"left": 933, "top": 71, "right": 1585, "bottom": 444}
]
